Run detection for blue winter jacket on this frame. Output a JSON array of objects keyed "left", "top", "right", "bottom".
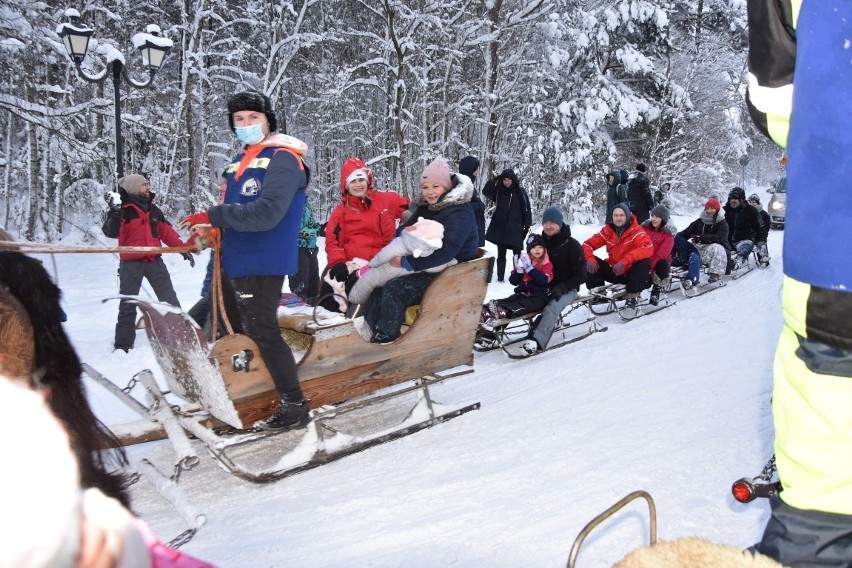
[{"left": 209, "top": 141, "right": 308, "bottom": 279}]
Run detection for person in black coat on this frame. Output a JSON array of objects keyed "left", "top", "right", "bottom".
[
  {"left": 748, "top": 193, "right": 771, "bottom": 267},
  {"left": 723, "top": 186, "right": 764, "bottom": 269},
  {"left": 626, "top": 162, "right": 654, "bottom": 223},
  {"left": 459, "top": 155, "right": 486, "bottom": 247},
  {"left": 483, "top": 168, "right": 532, "bottom": 282},
  {"left": 523, "top": 207, "right": 586, "bottom": 355}
]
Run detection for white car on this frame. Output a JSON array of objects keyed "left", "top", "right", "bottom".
[{"left": 767, "top": 177, "right": 786, "bottom": 229}]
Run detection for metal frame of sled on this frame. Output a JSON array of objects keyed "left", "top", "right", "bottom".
[{"left": 475, "top": 292, "right": 608, "bottom": 357}]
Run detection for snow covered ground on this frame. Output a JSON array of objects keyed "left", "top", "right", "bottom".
[{"left": 41, "top": 213, "right": 782, "bottom": 567}]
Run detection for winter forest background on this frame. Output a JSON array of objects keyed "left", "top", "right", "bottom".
[{"left": 1, "top": 0, "right": 785, "bottom": 241}]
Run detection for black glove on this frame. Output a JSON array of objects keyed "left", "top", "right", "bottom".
[
  {"left": 689, "top": 235, "right": 702, "bottom": 244},
  {"left": 181, "top": 252, "right": 196, "bottom": 267},
  {"left": 329, "top": 262, "right": 349, "bottom": 281},
  {"left": 547, "top": 287, "right": 562, "bottom": 301}
]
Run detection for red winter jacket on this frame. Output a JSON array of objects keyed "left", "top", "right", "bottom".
[
  {"left": 325, "top": 158, "right": 410, "bottom": 267},
  {"left": 582, "top": 214, "right": 653, "bottom": 270},
  {"left": 103, "top": 195, "right": 184, "bottom": 261},
  {"left": 641, "top": 219, "right": 675, "bottom": 272}
]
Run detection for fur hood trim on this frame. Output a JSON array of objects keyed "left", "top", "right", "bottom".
[{"left": 416, "top": 173, "right": 474, "bottom": 212}]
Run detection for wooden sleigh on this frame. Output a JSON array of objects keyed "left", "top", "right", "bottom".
[{"left": 94, "top": 254, "right": 493, "bottom": 482}]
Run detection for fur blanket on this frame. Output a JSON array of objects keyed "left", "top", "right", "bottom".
[{"left": 615, "top": 537, "right": 785, "bottom": 567}]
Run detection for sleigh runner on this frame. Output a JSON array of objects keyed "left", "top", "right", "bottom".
[{"left": 93, "top": 255, "right": 492, "bottom": 481}]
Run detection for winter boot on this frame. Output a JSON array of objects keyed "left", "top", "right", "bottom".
[
  {"left": 708, "top": 273, "right": 721, "bottom": 283},
  {"left": 649, "top": 285, "right": 662, "bottom": 306},
  {"left": 263, "top": 397, "right": 310, "bottom": 431},
  {"left": 522, "top": 339, "right": 541, "bottom": 356}
]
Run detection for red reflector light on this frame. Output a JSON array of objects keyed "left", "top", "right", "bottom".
[{"left": 732, "top": 480, "right": 754, "bottom": 503}]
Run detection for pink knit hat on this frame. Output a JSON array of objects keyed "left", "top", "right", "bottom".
[{"left": 420, "top": 158, "right": 452, "bottom": 191}]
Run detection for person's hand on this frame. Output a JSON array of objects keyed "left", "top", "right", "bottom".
[
  {"left": 389, "top": 256, "right": 402, "bottom": 268},
  {"left": 513, "top": 254, "right": 525, "bottom": 273},
  {"left": 178, "top": 211, "right": 210, "bottom": 232},
  {"left": 104, "top": 191, "right": 121, "bottom": 213},
  {"left": 547, "top": 287, "right": 561, "bottom": 301},
  {"left": 689, "top": 235, "right": 702, "bottom": 244},
  {"left": 185, "top": 227, "right": 219, "bottom": 251},
  {"left": 181, "top": 252, "right": 196, "bottom": 267},
  {"left": 521, "top": 253, "right": 533, "bottom": 272},
  {"left": 586, "top": 261, "right": 598, "bottom": 274},
  {"left": 613, "top": 262, "right": 626, "bottom": 276},
  {"left": 329, "top": 262, "right": 349, "bottom": 281}
]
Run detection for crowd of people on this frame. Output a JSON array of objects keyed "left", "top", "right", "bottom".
[{"left": 97, "top": 91, "right": 778, "bottom": 432}]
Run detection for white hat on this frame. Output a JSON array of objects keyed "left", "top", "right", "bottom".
[{"left": 345, "top": 168, "right": 369, "bottom": 186}]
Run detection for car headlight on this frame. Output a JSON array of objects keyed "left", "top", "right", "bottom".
[{"left": 771, "top": 201, "right": 785, "bottom": 210}]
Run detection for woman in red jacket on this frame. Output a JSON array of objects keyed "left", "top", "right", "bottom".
[
  {"left": 319, "top": 157, "right": 409, "bottom": 312},
  {"left": 641, "top": 204, "right": 676, "bottom": 305},
  {"left": 582, "top": 203, "right": 654, "bottom": 309}
]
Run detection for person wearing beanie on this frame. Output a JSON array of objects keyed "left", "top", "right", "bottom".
[
  {"left": 367, "top": 158, "right": 480, "bottom": 344},
  {"left": 676, "top": 199, "right": 730, "bottom": 283},
  {"left": 604, "top": 171, "right": 629, "bottom": 224},
  {"left": 541, "top": 206, "right": 563, "bottom": 226},
  {"left": 483, "top": 168, "right": 532, "bottom": 282},
  {"left": 320, "top": 156, "right": 409, "bottom": 313},
  {"left": 102, "top": 174, "right": 193, "bottom": 352},
  {"left": 724, "top": 186, "right": 764, "bottom": 270},
  {"left": 178, "top": 90, "right": 313, "bottom": 432},
  {"left": 747, "top": 193, "right": 771, "bottom": 267},
  {"left": 459, "top": 155, "right": 486, "bottom": 246},
  {"left": 420, "top": 157, "right": 453, "bottom": 190},
  {"left": 626, "top": 162, "right": 654, "bottom": 223},
  {"left": 480, "top": 232, "right": 554, "bottom": 327},
  {"left": 641, "top": 204, "right": 677, "bottom": 305},
  {"left": 581, "top": 203, "right": 654, "bottom": 310}
]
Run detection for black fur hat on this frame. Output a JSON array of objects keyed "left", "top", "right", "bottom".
[
  {"left": 729, "top": 187, "right": 746, "bottom": 201},
  {"left": 227, "top": 91, "right": 278, "bottom": 133},
  {"left": 636, "top": 162, "right": 647, "bottom": 172}
]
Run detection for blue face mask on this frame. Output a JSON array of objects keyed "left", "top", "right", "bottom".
[{"left": 235, "top": 124, "right": 265, "bottom": 145}]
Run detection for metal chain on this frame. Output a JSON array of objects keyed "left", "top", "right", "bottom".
[
  {"left": 122, "top": 377, "right": 138, "bottom": 393},
  {"left": 756, "top": 454, "right": 777, "bottom": 482},
  {"left": 167, "top": 528, "right": 197, "bottom": 549},
  {"left": 123, "top": 471, "right": 141, "bottom": 487}
]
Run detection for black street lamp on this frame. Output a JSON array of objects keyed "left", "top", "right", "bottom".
[
  {"left": 738, "top": 154, "right": 750, "bottom": 188},
  {"left": 55, "top": 8, "right": 172, "bottom": 179}
]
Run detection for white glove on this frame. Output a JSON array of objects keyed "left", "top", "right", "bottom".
[
  {"left": 521, "top": 253, "right": 534, "bottom": 272},
  {"left": 513, "top": 254, "right": 525, "bottom": 273},
  {"left": 105, "top": 191, "right": 122, "bottom": 210}
]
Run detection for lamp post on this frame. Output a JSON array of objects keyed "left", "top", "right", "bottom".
[
  {"left": 55, "top": 8, "right": 172, "bottom": 179},
  {"left": 738, "top": 154, "right": 750, "bottom": 188}
]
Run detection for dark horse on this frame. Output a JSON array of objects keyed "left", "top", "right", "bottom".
[{"left": 0, "top": 251, "right": 131, "bottom": 507}]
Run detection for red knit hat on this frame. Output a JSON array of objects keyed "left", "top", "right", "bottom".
[
  {"left": 339, "top": 157, "right": 375, "bottom": 194},
  {"left": 420, "top": 158, "right": 452, "bottom": 191},
  {"left": 704, "top": 198, "right": 721, "bottom": 213}
]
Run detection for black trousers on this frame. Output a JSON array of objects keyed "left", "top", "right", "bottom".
[
  {"left": 114, "top": 258, "right": 180, "bottom": 349},
  {"left": 288, "top": 247, "right": 320, "bottom": 303},
  {"left": 495, "top": 245, "right": 521, "bottom": 282},
  {"left": 231, "top": 275, "right": 303, "bottom": 401},
  {"left": 585, "top": 257, "right": 651, "bottom": 294}
]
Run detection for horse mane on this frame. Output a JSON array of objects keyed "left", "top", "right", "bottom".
[{"left": 0, "top": 251, "right": 131, "bottom": 508}]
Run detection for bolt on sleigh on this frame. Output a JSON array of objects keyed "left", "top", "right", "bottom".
[{"left": 94, "top": 253, "right": 493, "bottom": 482}]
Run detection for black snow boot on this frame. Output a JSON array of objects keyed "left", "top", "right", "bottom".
[
  {"left": 649, "top": 286, "right": 661, "bottom": 306},
  {"left": 263, "top": 397, "right": 310, "bottom": 431}
]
